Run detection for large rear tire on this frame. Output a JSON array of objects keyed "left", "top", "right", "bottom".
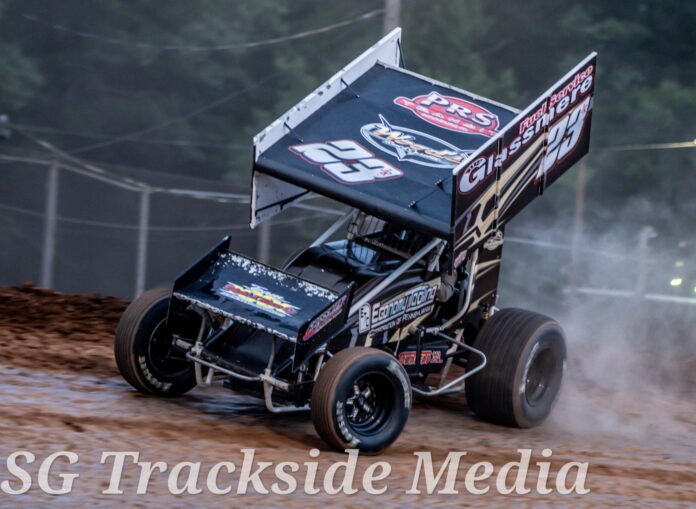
[
  {"left": 311, "top": 348, "right": 411, "bottom": 453},
  {"left": 466, "top": 308, "right": 566, "bottom": 428},
  {"left": 114, "top": 287, "right": 197, "bottom": 397}
]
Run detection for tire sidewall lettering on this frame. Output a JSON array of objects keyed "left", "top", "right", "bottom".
[
  {"left": 387, "top": 360, "right": 411, "bottom": 409},
  {"left": 137, "top": 354, "right": 173, "bottom": 393},
  {"left": 334, "top": 400, "right": 360, "bottom": 447}
]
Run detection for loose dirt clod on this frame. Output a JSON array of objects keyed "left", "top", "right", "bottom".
[{"left": 0, "top": 284, "right": 127, "bottom": 377}]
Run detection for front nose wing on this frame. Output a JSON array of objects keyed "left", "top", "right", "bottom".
[{"left": 170, "top": 237, "right": 352, "bottom": 371}]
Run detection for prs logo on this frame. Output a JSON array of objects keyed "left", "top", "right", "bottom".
[{"left": 394, "top": 92, "right": 500, "bottom": 137}]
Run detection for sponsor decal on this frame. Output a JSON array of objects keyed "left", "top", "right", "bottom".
[
  {"left": 458, "top": 155, "right": 494, "bottom": 194},
  {"left": 289, "top": 139, "right": 402, "bottom": 184},
  {"left": 360, "top": 115, "right": 472, "bottom": 169},
  {"left": 358, "top": 303, "right": 372, "bottom": 333},
  {"left": 218, "top": 282, "right": 299, "bottom": 318},
  {"left": 358, "top": 281, "right": 439, "bottom": 334},
  {"left": 394, "top": 92, "right": 500, "bottom": 137},
  {"left": 457, "top": 66, "right": 594, "bottom": 195},
  {"left": 398, "top": 349, "right": 444, "bottom": 367},
  {"left": 518, "top": 65, "right": 594, "bottom": 136},
  {"left": 302, "top": 294, "right": 348, "bottom": 342}
]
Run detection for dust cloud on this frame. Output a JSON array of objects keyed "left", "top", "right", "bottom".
[{"left": 501, "top": 205, "right": 696, "bottom": 442}]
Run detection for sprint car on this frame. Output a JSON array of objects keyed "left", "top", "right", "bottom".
[{"left": 115, "top": 29, "right": 596, "bottom": 453}]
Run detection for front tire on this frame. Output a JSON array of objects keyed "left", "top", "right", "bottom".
[
  {"left": 114, "top": 287, "right": 197, "bottom": 397},
  {"left": 466, "top": 308, "right": 566, "bottom": 428},
  {"left": 311, "top": 348, "right": 411, "bottom": 453}
]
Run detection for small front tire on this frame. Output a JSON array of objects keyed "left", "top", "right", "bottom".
[
  {"left": 114, "top": 287, "right": 197, "bottom": 397},
  {"left": 311, "top": 348, "right": 411, "bottom": 453}
]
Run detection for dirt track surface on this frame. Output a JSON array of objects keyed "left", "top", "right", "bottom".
[
  {"left": 0, "top": 285, "right": 126, "bottom": 377},
  {"left": 0, "top": 286, "right": 695, "bottom": 507}
]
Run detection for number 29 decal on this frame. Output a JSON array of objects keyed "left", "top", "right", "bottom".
[
  {"left": 290, "top": 139, "right": 403, "bottom": 184},
  {"left": 539, "top": 96, "right": 591, "bottom": 179}
]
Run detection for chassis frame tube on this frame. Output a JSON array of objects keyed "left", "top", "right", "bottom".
[
  {"left": 424, "top": 248, "right": 480, "bottom": 334},
  {"left": 310, "top": 209, "right": 355, "bottom": 247},
  {"left": 411, "top": 331, "right": 487, "bottom": 397},
  {"left": 348, "top": 237, "right": 444, "bottom": 317},
  {"left": 186, "top": 333, "right": 311, "bottom": 414}
]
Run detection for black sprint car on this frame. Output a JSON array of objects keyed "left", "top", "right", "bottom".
[{"left": 114, "top": 28, "right": 597, "bottom": 453}]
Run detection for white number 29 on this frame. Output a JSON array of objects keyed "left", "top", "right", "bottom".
[
  {"left": 541, "top": 96, "right": 591, "bottom": 177},
  {"left": 291, "top": 140, "right": 402, "bottom": 184}
]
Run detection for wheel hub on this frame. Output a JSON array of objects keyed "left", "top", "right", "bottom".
[
  {"left": 524, "top": 347, "right": 555, "bottom": 406},
  {"left": 346, "top": 381, "right": 377, "bottom": 424},
  {"left": 148, "top": 319, "right": 191, "bottom": 377}
]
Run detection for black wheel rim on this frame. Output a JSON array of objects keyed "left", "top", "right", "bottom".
[
  {"left": 147, "top": 319, "right": 191, "bottom": 379},
  {"left": 344, "top": 372, "right": 394, "bottom": 435},
  {"left": 524, "top": 346, "right": 556, "bottom": 406}
]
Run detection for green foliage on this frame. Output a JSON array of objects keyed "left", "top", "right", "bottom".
[
  {"left": 0, "top": 0, "right": 693, "bottom": 235},
  {"left": 0, "top": 0, "right": 43, "bottom": 110},
  {"left": 0, "top": 44, "right": 43, "bottom": 109}
]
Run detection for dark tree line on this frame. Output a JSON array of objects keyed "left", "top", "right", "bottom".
[{"left": 1, "top": 0, "right": 695, "bottom": 238}]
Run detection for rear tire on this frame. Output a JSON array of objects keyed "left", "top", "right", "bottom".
[
  {"left": 311, "top": 348, "right": 411, "bottom": 453},
  {"left": 114, "top": 287, "right": 197, "bottom": 397},
  {"left": 466, "top": 308, "right": 566, "bottom": 428}
]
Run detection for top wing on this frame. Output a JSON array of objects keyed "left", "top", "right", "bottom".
[{"left": 251, "top": 28, "right": 517, "bottom": 238}]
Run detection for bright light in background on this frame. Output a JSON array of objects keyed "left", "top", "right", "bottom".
[
  {"left": 670, "top": 278, "right": 683, "bottom": 287},
  {"left": 675, "top": 260, "right": 685, "bottom": 268}
]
